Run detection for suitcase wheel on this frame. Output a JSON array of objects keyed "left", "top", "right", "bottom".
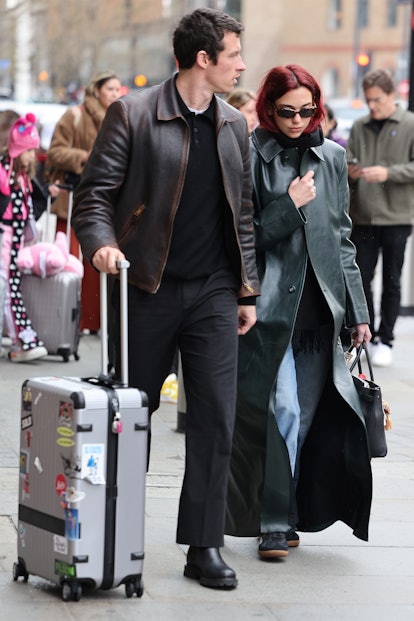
[
  {"left": 57, "top": 347, "right": 80, "bottom": 362},
  {"left": 61, "top": 580, "right": 82, "bottom": 602},
  {"left": 125, "top": 578, "right": 144, "bottom": 598},
  {"left": 12, "top": 560, "right": 29, "bottom": 582}
]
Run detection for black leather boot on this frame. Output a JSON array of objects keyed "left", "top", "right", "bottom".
[{"left": 184, "top": 546, "right": 238, "bottom": 589}]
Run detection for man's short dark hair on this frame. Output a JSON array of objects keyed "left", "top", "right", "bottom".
[
  {"left": 362, "top": 69, "right": 395, "bottom": 95},
  {"left": 173, "top": 8, "right": 243, "bottom": 69}
]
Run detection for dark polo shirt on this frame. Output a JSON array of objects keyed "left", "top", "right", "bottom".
[{"left": 163, "top": 88, "right": 231, "bottom": 280}]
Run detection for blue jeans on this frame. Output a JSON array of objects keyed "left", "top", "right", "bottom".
[
  {"left": 274, "top": 329, "right": 331, "bottom": 483},
  {"left": 273, "top": 344, "right": 300, "bottom": 475}
]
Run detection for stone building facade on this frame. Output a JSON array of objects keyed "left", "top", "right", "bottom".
[{"left": 0, "top": 0, "right": 411, "bottom": 102}]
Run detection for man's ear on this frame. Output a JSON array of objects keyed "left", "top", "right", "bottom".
[{"left": 196, "top": 50, "right": 209, "bottom": 69}]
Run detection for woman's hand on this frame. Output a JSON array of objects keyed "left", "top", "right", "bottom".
[
  {"left": 48, "top": 181, "right": 61, "bottom": 198},
  {"left": 351, "top": 323, "right": 371, "bottom": 348},
  {"left": 288, "top": 170, "right": 316, "bottom": 208}
]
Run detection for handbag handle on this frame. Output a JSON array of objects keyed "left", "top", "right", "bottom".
[{"left": 348, "top": 341, "right": 375, "bottom": 382}]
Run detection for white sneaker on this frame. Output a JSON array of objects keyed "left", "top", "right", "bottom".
[
  {"left": 9, "top": 344, "right": 48, "bottom": 363},
  {"left": 371, "top": 341, "right": 392, "bottom": 367}
]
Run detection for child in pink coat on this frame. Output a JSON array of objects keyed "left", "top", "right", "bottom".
[{"left": 0, "top": 113, "right": 59, "bottom": 362}]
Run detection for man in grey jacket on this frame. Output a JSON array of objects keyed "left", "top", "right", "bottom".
[
  {"left": 72, "top": 8, "right": 259, "bottom": 589},
  {"left": 347, "top": 69, "right": 414, "bottom": 367}
]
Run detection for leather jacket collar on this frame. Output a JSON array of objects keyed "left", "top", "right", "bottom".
[
  {"left": 156, "top": 76, "right": 243, "bottom": 126},
  {"left": 251, "top": 126, "right": 325, "bottom": 164}
]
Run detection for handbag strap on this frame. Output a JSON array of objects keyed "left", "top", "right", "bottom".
[{"left": 348, "top": 341, "right": 375, "bottom": 382}]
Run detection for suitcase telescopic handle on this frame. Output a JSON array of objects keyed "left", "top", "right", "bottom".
[
  {"left": 44, "top": 185, "right": 74, "bottom": 252},
  {"left": 100, "top": 259, "right": 130, "bottom": 387}
]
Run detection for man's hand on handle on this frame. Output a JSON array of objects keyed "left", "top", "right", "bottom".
[{"left": 92, "top": 246, "right": 126, "bottom": 274}]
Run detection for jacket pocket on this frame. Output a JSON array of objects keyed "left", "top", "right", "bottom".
[{"left": 118, "top": 204, "right": 146, "bottom": 244}]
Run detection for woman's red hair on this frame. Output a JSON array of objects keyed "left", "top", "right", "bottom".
[{"left": 256, "top": 64, "right": 325, "bottom": 134}]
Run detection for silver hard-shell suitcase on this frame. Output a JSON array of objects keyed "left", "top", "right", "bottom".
[
  {"left": 13, "top": 261, "right": 149, "bottom": 601},
  {"left": 20, "top": 188, "right": 81, "bottom": 362},
  {"left": 21, "top": 269, "right": 81, "bottom": 361}
]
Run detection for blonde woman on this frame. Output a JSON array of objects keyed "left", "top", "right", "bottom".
[{"left": 226, "top": 88, "right": 258, "bottom": 133}]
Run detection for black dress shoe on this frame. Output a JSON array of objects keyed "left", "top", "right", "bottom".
[{"left": 184, "top": 546, "right": 238, "bottom": 589}]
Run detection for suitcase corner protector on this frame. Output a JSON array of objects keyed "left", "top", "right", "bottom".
[{"left": 70, "top": 391, "right": 86, "bottom": 409}]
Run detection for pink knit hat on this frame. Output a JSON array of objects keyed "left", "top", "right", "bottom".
[{"left": 7, "top": 113, "right": 40, "bottom": 158}]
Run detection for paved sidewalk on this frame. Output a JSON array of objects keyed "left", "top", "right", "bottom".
[{"left": 1, "top": 317, "right": 414, "bottom": 620}]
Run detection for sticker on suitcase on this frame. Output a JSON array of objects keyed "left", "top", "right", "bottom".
[
  {"left": 53, "top": 534, "right": 68, "bottom": 556},
  {"left": 81, "top": 444, "right": 105, "bottom": 484},
  {"left": 57, "top": 426, "right": 75, "bottom": 448},
  {"left": 64, "top": 507, "right": 80, "bottom": 540},
  {"left": 22, "top": 386, "right": 33, "bottom": 412},
  {"left": 59, "top": 401, "right": 73, "bottom": 427}
]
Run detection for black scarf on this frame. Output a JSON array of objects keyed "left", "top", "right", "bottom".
[{"left": 275, "top": 126, "right": 324, "bottom": 153}]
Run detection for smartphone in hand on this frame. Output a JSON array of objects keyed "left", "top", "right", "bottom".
[{"left": 347, "top": 157, "right": 359, "bottom": 165}]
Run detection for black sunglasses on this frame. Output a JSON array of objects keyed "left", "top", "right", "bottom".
[{"left": 274, "top": 105, "right": 317, "bottom": 119}]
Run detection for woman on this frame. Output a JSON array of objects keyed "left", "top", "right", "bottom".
[
  {"left": 226, "top": 65, "right": 373, "bottom": 558},
  {"left": 226, "top": 88, "right": 259, "bottom": 134},
  {"left": 323, "top": 103, "right": 347, "bottom": 147},
  {"left": 46, "top": 70, "right": 121, "bottom": 332}
]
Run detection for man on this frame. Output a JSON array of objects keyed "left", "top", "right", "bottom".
[
  {"left": 347, "top": 69, "right": 414, "bottom": 367},
  {"left": 71, "top": 8, "right": 259, "bottom": 589}
]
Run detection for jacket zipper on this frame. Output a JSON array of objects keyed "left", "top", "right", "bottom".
[{"left": 153, "top": 121, "right": 190, "bottom": 293}]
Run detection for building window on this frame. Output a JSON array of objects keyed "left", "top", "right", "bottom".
[
  {"left": 387, "top": 0, "right": 397, "bottom": 27},
  {"left": 328, "top": 0, "right": 343, "bottom": 30},
  {"left": 321, "top": 67, "right": 340, "bottom": 99},
  {"left": 358, "top": 0, "right": 369, "bottom": 28},
  {"left": 162, "top": 0, "right": 171, "bottom": 18},
  {"left": 189, "top": 0, "right": 240, "bottom": 19},
  {"left": 216, "top": 0, "right": 241, "bottom": 20}
]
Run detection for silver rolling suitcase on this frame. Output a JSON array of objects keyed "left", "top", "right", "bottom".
[
  {"left": 20, "top": 187, "right": 81, "bottom": 361},
  {"left": 13, "top": 261, "right": 149, "bottom": 601},
  {"left": 20, "top": 268, "right": 81, "bottom": 362}
]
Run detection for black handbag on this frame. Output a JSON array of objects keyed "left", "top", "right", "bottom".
[{"left": 349, "top": 342, "right": 388, "bottom": 458}]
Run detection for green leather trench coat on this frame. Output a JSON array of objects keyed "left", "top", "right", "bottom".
[{"left": 226, "top": 129, "right": 373, "bottom": 541}]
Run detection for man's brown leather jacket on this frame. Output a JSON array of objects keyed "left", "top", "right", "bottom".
[{"left": 71, "top": 77, "right": 259, "bottom": 299}]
